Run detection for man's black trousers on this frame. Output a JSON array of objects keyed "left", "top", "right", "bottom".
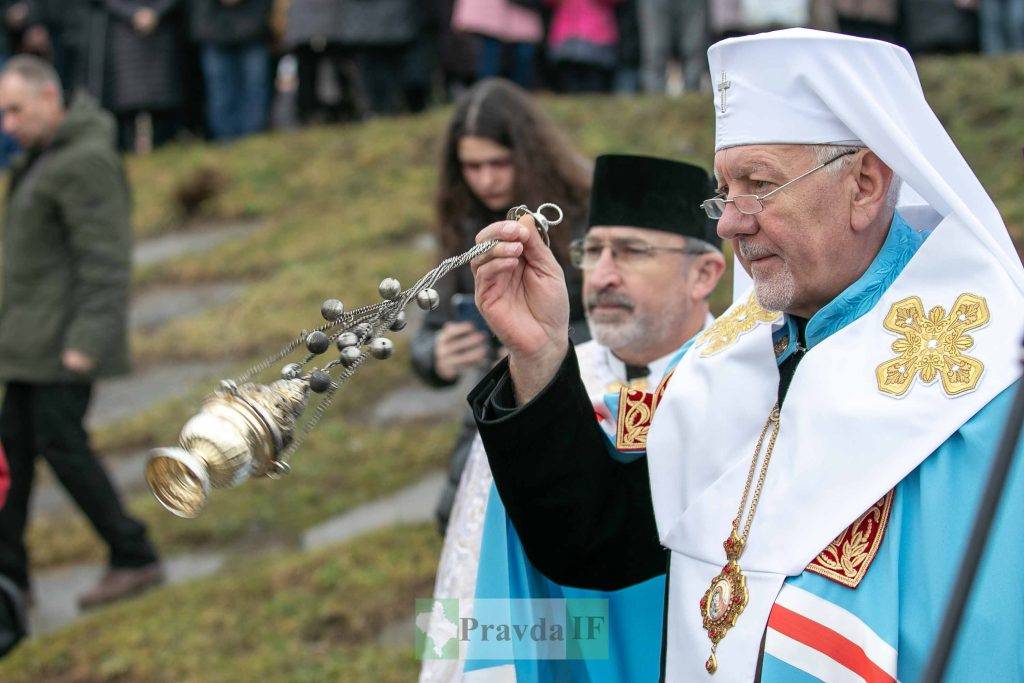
[{"left": 0, "top": 382, "right": 158, "bottom": 590}]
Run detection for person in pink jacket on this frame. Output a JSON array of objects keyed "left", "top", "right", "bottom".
[
  {"left": 546, "top": 0, "right": 622, "bottom": 92},
  {"left": 452, "top": 0, "right": 543, "bottom": 88}
]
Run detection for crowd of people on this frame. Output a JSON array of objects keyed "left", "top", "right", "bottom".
[{"left": 0, "top": 0, "right": 1017, "bottom": 159}]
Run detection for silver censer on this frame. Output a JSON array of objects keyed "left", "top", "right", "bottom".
[{"left": 145, "top": 204, "right": 563, "bottom": 518}]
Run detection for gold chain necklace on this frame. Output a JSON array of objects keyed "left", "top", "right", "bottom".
[{"left": 700, "top": 404, "right": 781, "bottom": 675}]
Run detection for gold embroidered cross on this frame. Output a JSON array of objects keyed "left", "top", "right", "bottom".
[{"left": 875, "top": 293, "right": 989, "bottom": 397}]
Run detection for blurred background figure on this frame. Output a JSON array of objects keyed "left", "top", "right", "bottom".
[
  {"left": 337, "top": 0, "right": 427, "bottom": 115},
  {"left": 0, "top": 0, "right": 29, "bottom": 166},
  {"left": 902, "top": 0, "right": 980, "bottom": 54},
  {"left": 546, "top": 0, "right": 622, "bottom": 93},
  {"left": 432, "top": 0, "right": 479, "bottom": 99},
  {"left": 13, "top": 0, "right": 87, "bottom": 95},
  {"left": 190, "top": 0, "right": 273, "bottom": 142},
  {"left": 979, "top": 0, "right": 1024, "bottom": 52},
  {"left": 833, "top": 0, "right": 899, "bottom": 42},
  {"left": 639, "top": 0, "right": 707, "bottom": 92},
  {"left": 613, "top": 0, "right": 642, "bottom": 92},
  {"left": 709, "top": 0, "right": 839, "bottom": 42},
  {"left": 89, "top": 0, "right": 186, "bottom": 151},
  {"left": 412, "top": 78, "right": 592, "bottom": 532},
  {"left": 452, "top": 0, "right": 543, "bottom": 89},
  {"left": 284, "top": 0, "right": 364, "bottom": 124},
  {"left": 0, "top": 56, "right": 163, "bottom": 617}
]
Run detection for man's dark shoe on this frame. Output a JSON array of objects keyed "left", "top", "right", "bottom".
[{"left": 77, "top": 563, "right": 165, "bottom": 610}]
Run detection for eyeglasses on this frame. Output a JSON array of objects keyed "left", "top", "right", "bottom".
[
  {"left": 569, "top": 237, "right": 706, "bottom": 270},
  {"left": 700, "top": 150, "right": 857, "bottom": 220}
]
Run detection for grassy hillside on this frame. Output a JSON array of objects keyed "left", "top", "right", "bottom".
[{"left": 2, "top": 525, "right": 439, "bottom": 682}]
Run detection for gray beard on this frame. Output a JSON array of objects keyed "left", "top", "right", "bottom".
[
  {"left": 587, "top": 311, "right": 680, "bottom": 357},
  {"left": 752, "top": 267, "right": 797, "bottom": 312},
  {"left": 589, "top": 318, "right": 647, "bottom": 351}
]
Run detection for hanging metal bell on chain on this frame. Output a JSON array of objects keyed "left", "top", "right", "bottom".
[
  {"left": 389, "top": 311, "right": 407, "bottom": 331},
  {"left": 339, "top": 346, "right": 362, "bottom": 366},
  {"left": 321, "top": 298, "right": 344, "bottom": 321},
  {"left": 335, "top": 331, "right": 359, "bottom": 350},
  {"left": 368, "top": 337, "right": 394, "bottom": 359},
  {"left": 416, "top": 288, "right": 440, "bottom": 311},
  {"left": 308, "top": 370, "right": 332, "bottom": 393},
  {"left": 354, "top": 322, "right": 373, "bottom": 340},
  {"left": 378, "top": 277, "right": 402, "bottom": 300},
  {"left": 306, "top": 331, "right": 330, "bottom": 354}
]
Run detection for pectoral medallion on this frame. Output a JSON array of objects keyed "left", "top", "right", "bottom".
[
  {"left": 699, "top": 407, "right": 781, "bottom": 675},
  {"left": 700, "top": 532, "right": 749, "bottom": 674}
]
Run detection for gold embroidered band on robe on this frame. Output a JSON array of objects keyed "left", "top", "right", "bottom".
[
  {"left": 614, "top": 369, "right": 676, "bottom": 451},
  {"left": 695, "top": 292, "right": 781, "bottom": 357},
  {"left": 876, "top": 293, "right": 989, "bottom": 397},
  {"left": 615, "top": 387, "right": 656, "bottom": 451},
  {"left": 806, "top": 490, "right": 894, "bottom": 588}
]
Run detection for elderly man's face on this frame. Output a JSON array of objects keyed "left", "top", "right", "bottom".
[
  {"left": 583, "top": 226, "right": 704, "bottom": 353},
  {"left": 713, "top": 144, "right": 857, "bottom": 315}
]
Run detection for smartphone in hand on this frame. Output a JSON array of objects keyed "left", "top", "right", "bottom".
[{"left": 451, "top": 293, "right": 492, "bottom": 336}]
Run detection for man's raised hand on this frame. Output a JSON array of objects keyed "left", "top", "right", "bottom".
[{"left": 471, "top": 214, "right": 570, "bottom": 404}]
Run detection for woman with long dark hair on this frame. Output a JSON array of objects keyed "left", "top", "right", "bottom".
[{"left": 412, "top": 77, "right": 591, "bottom": 531}]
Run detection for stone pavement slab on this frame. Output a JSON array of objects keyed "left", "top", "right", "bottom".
[
  {"left": 134, "top": 221, "right": 259, "bottom": 268},
  {"left": 29, "top": 551, "right": 225, "bottom": 636}
]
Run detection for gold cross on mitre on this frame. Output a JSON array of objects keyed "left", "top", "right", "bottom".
[{"left": 718, "top": 71, "right": 731, "bottom": 114}]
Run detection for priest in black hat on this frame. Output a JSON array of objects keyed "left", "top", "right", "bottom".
[
  {"left": 578, "top": 154, "right": 724, "bottom": 376},
  {"left": 420, "top": 155, "right": 724, "bottom": 682}
]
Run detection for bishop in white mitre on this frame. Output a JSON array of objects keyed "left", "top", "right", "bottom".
[{"left": 466, "top": 29, "right": 1024, "bottom": 682}]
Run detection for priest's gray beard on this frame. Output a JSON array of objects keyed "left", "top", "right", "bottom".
[
  {"left": 752, "top": 269, "right": 796, "bottom": 312},
  {"left": 585, "top": 291, "right": 686, "bottom": 354},
  {"left": 738, "top": 240, "right": 797, "bottom": 312}
]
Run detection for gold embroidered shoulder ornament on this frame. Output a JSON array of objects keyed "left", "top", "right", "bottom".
[{"left": 695, "top": 292, "right": 781, "bottom": 357}]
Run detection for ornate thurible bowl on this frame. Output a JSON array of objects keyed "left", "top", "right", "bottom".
[
  {"left": 145, "top": 203, "right": 563, "bottom": 518},
  {"left": 146, "top": 379, "right": 308, "bottom": 518}
]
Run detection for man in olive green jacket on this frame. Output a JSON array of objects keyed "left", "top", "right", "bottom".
[{"left": 0, "top": 55, "right": 161, "bottom": 619}]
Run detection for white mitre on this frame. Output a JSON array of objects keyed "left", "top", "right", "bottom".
[
  {"left": 709, "top": 28, "right": 1024, "bottom": 297},
  {"left": 647, "top": 29, "right": 1024, "bottom": 682}
]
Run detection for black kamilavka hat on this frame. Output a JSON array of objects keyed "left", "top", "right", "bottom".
[{"left": 588, "top": 154, "right": 719, "bottom": 247}]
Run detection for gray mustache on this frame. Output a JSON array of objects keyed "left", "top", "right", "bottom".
[
  {"left": 586, "top": 293, "right": 635, "bottom": 311},
  {"left": 737, "top": 240, "right": 776, "bottom": 261}
]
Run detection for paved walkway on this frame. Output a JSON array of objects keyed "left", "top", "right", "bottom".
[
  {"left": 29, "top": 471, "right": 444, "bottom": 635},
  {"left": 130, "top": 282, "right": 246, "bottom": 332},
  {"left": 29, "top": 551, "right": 226, "bottom": 636},
  {"left": 134, "top": 221, "right": 258, "bottom": 267}
]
